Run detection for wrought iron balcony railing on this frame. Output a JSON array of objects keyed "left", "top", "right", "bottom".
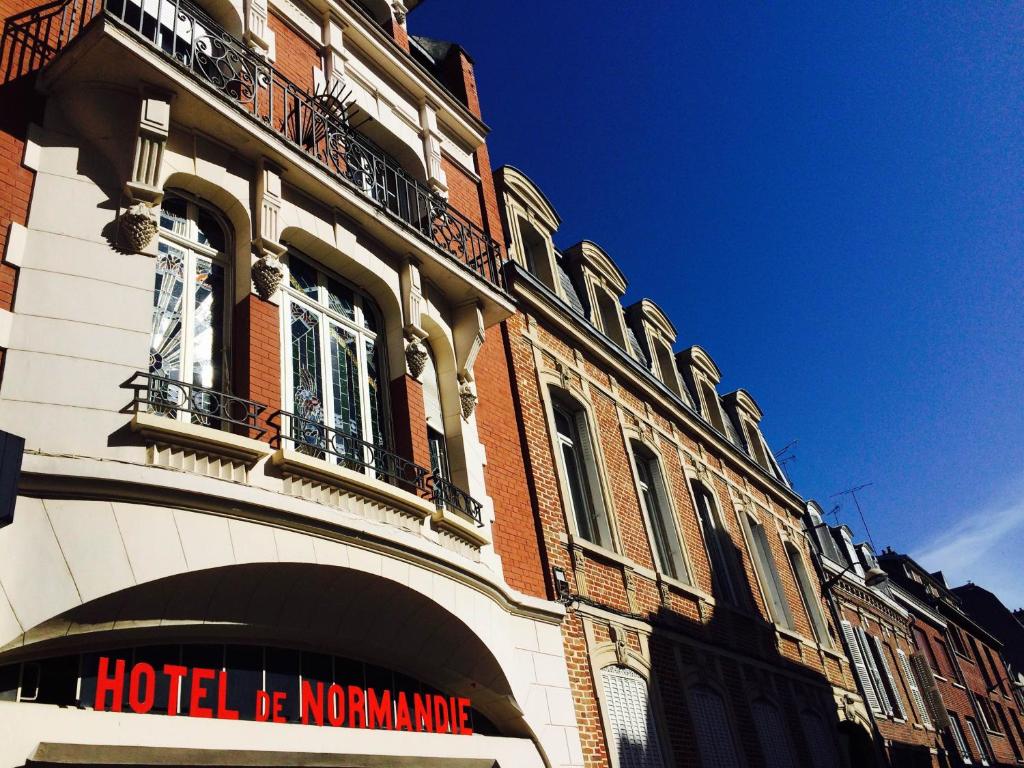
[
  {"left": 270, "top": 410, "right": 482, "bottom": 526},
  {"left": 121, "top": 371, "right": 268, "bottom": 437},
  {"left": 5, "top": 0, "right": 504, "bottom": 291}
]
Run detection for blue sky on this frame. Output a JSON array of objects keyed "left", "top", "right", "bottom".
[{"left": 410, "top": 2, "right": 1024, "bottom": 607}]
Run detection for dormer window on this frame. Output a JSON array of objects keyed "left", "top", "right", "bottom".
[
  {"left": 625, "top": 299, "right": 690, "bottom": 405},
  {"left": 495, "top": 166, "right": 562, "bottom": 294},
  {"left": 517, "top": 217, "right": 556, "bottom": 289},
  {"left": 594, "top": 287, "right": 627, "bottom": 348},
  {"left": 699, "top": 381, "right": 727, "bottom": 433}
]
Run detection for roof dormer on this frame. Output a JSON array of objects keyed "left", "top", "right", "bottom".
[
  {"left": 722, "top": 389, "right": 769, "bottom": 466},
  {"left": 495, "top": 166, "right": 562, "bottom": 297},
  {"left": 563, "top": 240, "right": 631, "bottom": 353},
  {"left": 625, "top": 299, "right": 691, "bottom": 405},
  {"left": 677, "top": 345, "right": 727, "bottom": 429}
]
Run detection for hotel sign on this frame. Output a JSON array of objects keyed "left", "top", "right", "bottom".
[{"left": 94, "top": 656, "right": 475, "bottom": 734}]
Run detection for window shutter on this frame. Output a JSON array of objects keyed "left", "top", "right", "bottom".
[
  {"left": 870, "top": 635, "right": 906, "bottom": 719},
  {"left": 897, "top": 649, "right": 931, "bottom": 727},
  {"left": 855, "top": 626, "right": 893, "bottom": 716},
  {"left": 573, "top": 410, "right": 610, "bottom": 545},
  {"left": 601, "top": 666, "right": 665, "bottom": 768},
  {"left": 948, "top": 714, "right": 973, "bottom": 763},
  {"left": 841, "top": 621, "right": 882, "bottom": 715},
  {"left": 751, "top": 699, "right": 798, "bottom": 768},
  {"left": 911, "top": 652, "right": 950, "bottom": 729},
  {"left": 689, "top": 685, "right": 741, "bottom": 768},
  {"left": 750, "top": 521, "right": 793, "bottom": 630},
  {"left": 650, "top": 463, "right": 689, "bottom": 584}
]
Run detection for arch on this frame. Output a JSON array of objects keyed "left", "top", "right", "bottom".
[
  {"left": 625, "top": 298, "right": 678, "bottom": 342},
  {"left": 496, "top": 166, "right": 561, "bottom": 233},
  {"left": 723, "top": 388, "right": 764, "bottom": 423},
  {"left": 598, "top": 663, "right": 667, "bottom": 768},
  {"left": 420, "top": 315, "right": 470, "bottom": 491},
  {"left": 679, "top": 345, "right": 722, "bottom": 385},
  {"left": 279, "top": 226, "right": 404, "bottom": 377},
  {"left": 200, "top": 0, "right": 244, "bottom": 37},
  {"left": 750, "top": 696, "right": 799, "bottom": 768},
  {"left": 562, "top": 240, "right": 628, "bottom": 297},
  {"left": 685, "top": 679, "right": 744, "bottom": 768}
]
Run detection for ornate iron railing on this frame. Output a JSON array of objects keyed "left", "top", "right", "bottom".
[
  {"left": 2, "top": 0, "right": 505, "bottom": 291},
  {"left": 269, "top": 410, "right": 432, "bottom": 494},
  {"left": 269, "top": 410, "right": 483, "bottom": 526},
  {"left": 121, "top": 371, "right": 268, "bottom": 437},
  {"left": 429, "top": 474, "right": 483, "bottom": 527}
]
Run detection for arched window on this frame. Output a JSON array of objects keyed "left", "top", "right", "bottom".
[
  {"left": 740, "top": 512, "right": 794, "bottom": 630},
  {"left": 799, "top": 709, "right": 843, "bottom": 768},
  {"left": 149, "top": 193, "right": 230, "bottom": 424},
  {"left": 551, "top": 396, "right": 611, "bottom": 547},
  {"left": 283, "top": 253, "right": 387, "bottom": 459},
  {"left": 421, "top": 344, "right": 449, "bottom": 481},
  {"left": 631, "top": 442, "right": 688, "bottom": 583},
  {"left": 600, "top": 665, "right": 665, "bottom": 768},
  {"left": 690, "top": 481, "right": 741, "bottom": 605},
  {"left": 785, "top": 542, "right": 831, "bottom": 647},
  {"left": 688, "top": 684, "right": 741, "bottom": 768},
  {"left": 751, "top": 697, "right": 798, "bottom": 768}
]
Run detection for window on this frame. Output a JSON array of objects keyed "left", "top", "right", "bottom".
[
  {"left": 965, "top": 716, "right": 992, "bottom": 766},
  {"left": 689, "top": 684, "right": 741, "bottom": 768},
  {"left": 699, "top": 381, "right": 727, "bottom": 434},
  {"left": 936, "top": 639, "right": 960, "bottom": 681},
  {"left": 149, "top": 194, "right": 230, "bottom": 425},
  {"left": 552, "top": 399, "right": 611, "bottom": 547},
  {"left": 600, "top": 666, "right": 665, "bottom": 768},
  {"left": 517, "top": 218, "right": 556, "bottom": 289},
  {"left": 948, "top": 712, "right": 974, "bottom": 765},
  {"left": 653, "top": 341, "right": 682, "bottom": 397},
  {"left": 631, "top": 444, "right": 688, "bottom": 582},
  {"left": 866, "top": 634, "right": 906, "bottom": 720},
  {"left": 971, "top": 638, "right": 996, "bottom": 690},
  {"left": 983, "top": 646, "right": 1006, "bottom": 696},
  {"left": 786, "top": 543, "right": 830, "bottom": 647},
  {"left": 743, "top": 422, "right": 770, "bottom": 469},
  {"left": 995, "top": 702, "right": 1023, "bottom": 761},
  {"left": 897, "top": 648, "right": 932, "bottom": 727},
  {"left": 949, "top": 625, "right": 969, "bottom": 657},
  {"left": 913, "top": 626, "right": 939, "bottom": 674},
  {"left": 284, "top": 254, "right": 387, "bottom": 459},
  {"left": 800, "top": 709, "right": 843, "bottom": 768},
  {"left": 595, "top": 288, "right": 626, "bottom": 348},
  {"left": 751, "top": 698, "right": 798, "bottom": 768},
  {"left": 841, "top": 620, "right": 885, "bottom": 716},
  {"left": 742, "top": 514, "right": 794, "bottom": 630},
  {"left": 975, "top": 697, "right": 997, "bottom": 733},
  {"left": 421, "top": 345, "right": 449, "bottom": 481},
  {"left": 691, "top": 481, "right": 741, "bottom": 605}
]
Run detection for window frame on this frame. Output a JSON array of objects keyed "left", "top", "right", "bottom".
[
  {"left": 628, "top": 440, "right": 689, "bottom": 584},
  {"left": 785, "top": 541, "right": 832, "bottom": 648},
  {"left": 150, "top": 193, "right": 232, "bottom": 422},
  {"left": 599, "top": 664, "right": 668, "bottom": 768},
  {"left": 739, "top": 509, "right": 794, "bottom": 631},
  {"left": 689, "top": 479, "right": 742, "bottom": 606},
  {"left": 281, "top": 251, "right": 390, "bottom": 453}
]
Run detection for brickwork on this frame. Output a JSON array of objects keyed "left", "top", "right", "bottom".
[
  {"left": 389, "top": 373, "right": 431, "bottom": 473},
  {"left": 268, "top": 10, "right": 318, "bottom": 94},
  {"left": 232, "top": 294, "right": 282, "bottom": 439}
]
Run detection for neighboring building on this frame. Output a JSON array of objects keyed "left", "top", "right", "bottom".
[
  {"left": 495, "top": 166, "right": 860, "bottom": 768},
  {"left": 881, "top": 551, "right": 1024, "bottom": 767},
  {"left": 804, "top": 503, "right": 944, "bottom": 767},
  {"left": 953, "top": 583, "right": 1024, "bottom": 705},
  {"left": 0, "top": 1, "right": 583, "bottom": 766}
]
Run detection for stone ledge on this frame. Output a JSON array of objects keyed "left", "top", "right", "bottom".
[
  {"left": 131, "top": 412, "right": 271, "bottom": 464},
  {"left": 432, "top": 505, "right": 489, "bottom": 548}
]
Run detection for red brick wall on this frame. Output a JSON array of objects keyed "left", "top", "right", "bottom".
[
  {"left": 268, "top": 11, "right": 318, "bottom": 94},
  {"left": 389, "top": 373, "right": 431, "bottom": 474},
  {"left": 233, "top": 294, "right": 281, "bottom": 439}
]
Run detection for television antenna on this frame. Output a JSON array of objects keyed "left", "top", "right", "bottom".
[{"left": 830, "top": 482, "right": 877, "bottom": 550}]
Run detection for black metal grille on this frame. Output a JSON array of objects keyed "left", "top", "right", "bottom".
[
  {"left": 4, "top": 0, "right": 505, "bottom": 291},
  {"left": 121, "top": 371, "right": 268, "bottom": 436},
  {"left": 430, "top": 475, "right": 483, "bottom": 527},
  {"left": 269, "top": 410, "right": 431, "bottom": 494}
]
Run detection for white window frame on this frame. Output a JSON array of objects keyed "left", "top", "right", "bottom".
[
  {"left": 740, "top": 510, "right": 794, "bottom": 630},
  {"left": 281, "top": 252, "right": 388, "bottom": 452},
  {"left": 630, "top": 442, "right": 689, "bottom": 584},
  {"left": 550, "top": 396, "right": 613, "bottom": 549},
  {"left": 690, "top": 479, "right": 741, "bottom": 606}
]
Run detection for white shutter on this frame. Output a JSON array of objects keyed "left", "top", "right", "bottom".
[
  {"left": 856, "top": 626, "right": 893, "bottom": 716},
  {"left": 800, "top": 709, "right": 843, "bottom": 768},
  {"left": 948, "top": 714, "right": 973, "bottom": 763},
  {"left": 751, "top": 699, "right": 798, "bottom": 768},
  {"left": 689, "top": 684, "right": 741, "bottom": 768},
  {"left": 897, "top": 649, "right": 931, "bottom": 727},
  {"left": 601, "top": 666, "right": 665, "bottom": 768},
  {"left": 870, "top": 634, "right": 906, "bottom": 719},
  {"left": 841, "top": 621, "right": 882, "bottom": 715},
  {"left": 910, "top": 652, "right": 950, "bottom": 730}
]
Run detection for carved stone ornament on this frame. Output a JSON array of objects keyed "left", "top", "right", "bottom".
[
  {"left": 252, "top": 255, "right": 284, "bottom": 300},
  {"left": 459, "top": 381, "right": 477, "bottom": 419},
  {"left": 118, "top": 203, "right": 157, "bottom": 253},
  {"left": 611, "top": 625, "right": 630, "bottom": 667},
  {"left": 405, "top": 340, "right": 428, "bottom": 379}
]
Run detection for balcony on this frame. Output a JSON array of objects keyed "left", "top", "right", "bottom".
[{"left": 6, "top": 0, "right": 506, "bottom": 297}]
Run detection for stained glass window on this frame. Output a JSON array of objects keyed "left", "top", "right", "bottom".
[
  {"left": 284, "top": 253, "right": 389, "bottom": 469},
  {"left": 149, "top": 193, "right": 229, "bottom": 427}
]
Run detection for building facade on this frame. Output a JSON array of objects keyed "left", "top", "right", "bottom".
[
  {"left": 880, "top": 551, "right": 1024, "bottom": 767},
  {"left": 0, "top": 0, "right": 584, "bottom": 766},
  {"left": 952, "top": 583, "right": 1024, "bottom": 707},
  {"left": 494, "top": 166, "right": 864, "bottom": 768}
]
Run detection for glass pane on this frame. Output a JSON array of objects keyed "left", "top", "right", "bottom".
[
  {"left": 134, "top": 645, "right": 179, "bottom": 714},
  {"left": 150, "top": 242, "right": 185, "bottom": 384},
  {"left": 428, "top": 428, "right": 450, "bottom": 481},
  {"left": 225, "top": 645, "right": 262, "bottom": 721},
  {"left": 328, "top": 323, "right": 362, "bottom": 448},
  {"left": 191, "top": 256, "right": 225, "bottom": 424},
  {"left": 562, "top": 443, "right": 594, "bottom": 542},
  {"left": 159, "top": 197, "right": 187, "bottom": 236},
  {"left": 326, "top": 278, "right": 355, "bottom": 320},
  {"left": 290, "top": 302, "right": 324, "bottom": 449},
  {"left": 288, "top": 257, "right": 319, "bottom": 300},
  {"left": 195, "top": 208, "right": 225, "bottom": 252},
  {"left": 366, "top": 337, "right": 385, "bottom": 447},
  {"left": 264, "top": 647, "right": 299, "bottom": 723}
]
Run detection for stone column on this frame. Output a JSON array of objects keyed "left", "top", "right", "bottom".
[
  {"left": 419, "top": 99, "right": 447, "bottom": 196},
  {"left": 119, "top": 87, "right": 171, "bottom": 255}
]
